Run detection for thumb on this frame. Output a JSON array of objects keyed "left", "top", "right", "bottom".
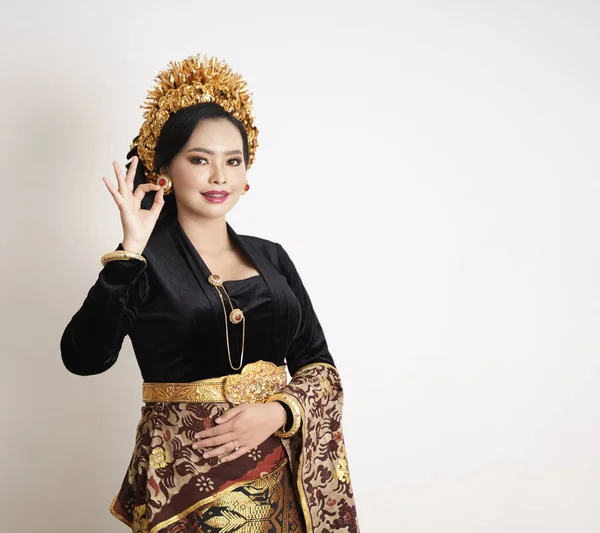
[{"left": 215, "top": 405, "right": 242, "bottom": 424}]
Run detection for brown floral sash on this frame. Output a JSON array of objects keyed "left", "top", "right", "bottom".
[{"left": 279, "top": 363, "right": 360, "bottom": 533}]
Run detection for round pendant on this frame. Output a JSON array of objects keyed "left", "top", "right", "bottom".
[
  {"left": 230, "top": 308, "right": 244, "bottom": 324},
  {"left": 208, "top": 274, "right": 223, "bottom": 287}
]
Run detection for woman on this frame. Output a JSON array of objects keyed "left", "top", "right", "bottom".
[{"left": 60, "top": 54, "right": 359, "bottom": 533}]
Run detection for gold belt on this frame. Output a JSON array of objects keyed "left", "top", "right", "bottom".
[{"left": 142, "top": 360, "right": 287, "bottom": 405}]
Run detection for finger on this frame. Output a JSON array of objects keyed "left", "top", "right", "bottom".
[
  {"left": 112, "top": 161, "right": 129, "bottom": 194},
  {"left": 194, "top": 421, "right": 233, "bottom": 440},
  {"left": 215, "top": 405, "right": 243, "bottom": 424},
  {"left": 113, "top": 161, "right": 126, "bottom": 183},
  {"left": 192, "top": 430, "right": 237, "bottom": 448},
  {"left": 202, "top": 439, "right": 240, "bottom": 459},
  {"left": 149, "top": 186, "right": 165, "bottom": 216},
  {"left": 102, "top": 177, "right": 125, "bottom": 208},
  {"left": 125, "top": 156, "right": 138, "bottom": 190},
  {"left": 194, "top": 431, "right": 236, "bottom": 450},
  {"left": 220, "top": 445, "right": 248, "bottom": 463},
  {"left": 132, "top": 183, "right": 161, "bottom": 202}
]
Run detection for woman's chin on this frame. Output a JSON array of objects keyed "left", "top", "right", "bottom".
[{"left": 190, "top": 203, "right": 236, "bottom": 219}]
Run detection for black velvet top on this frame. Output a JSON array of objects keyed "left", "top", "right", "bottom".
[{"left": 60, "top": 218, "right": 335, "bottom": 382}]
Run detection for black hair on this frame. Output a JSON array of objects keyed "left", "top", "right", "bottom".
[{"left": 125, "top": 102, "right": 249, "bottom": 229}]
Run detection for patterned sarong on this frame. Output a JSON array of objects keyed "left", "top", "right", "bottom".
[{"left": 110, "top": 362, "right": 359, "bottom": 532}]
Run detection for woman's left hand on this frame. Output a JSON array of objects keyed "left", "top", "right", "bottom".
[{"left": 193, "top": 402, "right": 286, "bottom": 463}]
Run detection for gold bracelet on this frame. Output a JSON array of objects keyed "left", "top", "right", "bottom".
[
  {"left": 101, "top": 250, "right": 147, "bottom": 266},
  {"left": 268, "top": 393, "right": 302, "bottom": 438},
  {"left": 272, "top": 401, "right": 288, "bottom": 433}
]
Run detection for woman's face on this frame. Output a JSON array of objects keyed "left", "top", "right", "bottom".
[{"left": 163, "top": 118, "right": 247, "bottom": 220}]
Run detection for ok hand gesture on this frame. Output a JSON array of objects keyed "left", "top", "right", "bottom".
[{"left": 102, "top": 156, "right": 165, "bottom": 254}]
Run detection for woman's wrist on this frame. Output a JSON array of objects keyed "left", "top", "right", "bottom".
[
  {"left": 274, "top": 401, "right": 293, "bottom": 432},
  {"left": 267, "top": 401, "right": 287, "bottom": 432},
  {"left": 121, "top": 239, "right": 147, "bottom": 255}
]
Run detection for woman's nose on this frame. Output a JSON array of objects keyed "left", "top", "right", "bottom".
[{"left": 210, "top": 166, "right": 226, "bottom": 184}]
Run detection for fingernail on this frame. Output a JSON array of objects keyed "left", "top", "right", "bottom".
[
  {"left": 203, "top": 453, "right": 209, "bottom": 458},
  {"left": 215, "top": 418, "right": 221, "bottom": 423},
  {"left": 192, "top": 444, "right": 197, "bottom": 449}
]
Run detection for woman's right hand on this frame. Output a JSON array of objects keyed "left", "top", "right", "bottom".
[{"left": 102, "top": 156, "right": 165, "bottom": 254}]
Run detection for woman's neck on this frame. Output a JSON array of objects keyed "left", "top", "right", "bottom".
[{"left": 177, "top": 214, "right": 231, "bottom": 254}]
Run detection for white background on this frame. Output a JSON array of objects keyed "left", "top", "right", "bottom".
[{"left": 1, "top": 1, "right": 599, "bottom": 531}]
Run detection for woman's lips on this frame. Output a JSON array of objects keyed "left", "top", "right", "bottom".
[{"left": 200, "top": 191, "right": 230, "bottom": 204}]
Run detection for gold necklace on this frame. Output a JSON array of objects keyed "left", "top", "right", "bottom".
[{"left": 208, "top": 274, "right": 245, "bottom": 370}]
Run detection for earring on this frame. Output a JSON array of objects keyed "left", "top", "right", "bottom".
[
  {"left": 241, "top": 181, "right": 250, "bottom": 195},
  {"left": 156, "top": 174, "right": 173, "bottom": 195}
]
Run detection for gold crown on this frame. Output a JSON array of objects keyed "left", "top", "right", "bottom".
[{"left": 135, "top": 54, "right": 258, "bottom": 194}]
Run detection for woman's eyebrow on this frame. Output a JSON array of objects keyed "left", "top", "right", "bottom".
[{"left": 186, "top": 147, "right": 243, "bottom": 156}]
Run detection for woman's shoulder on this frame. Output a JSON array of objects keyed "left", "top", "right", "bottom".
[
  {"left": 236, "top": 233, "right": 292, "bottom": 272},
  {"left": 237, "top": 233, "right": 281, "bottom": 261},
  {"left": 238, "top": 232, "right": 279, "bottom": 250}
]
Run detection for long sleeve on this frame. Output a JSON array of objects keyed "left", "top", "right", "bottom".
[
  {"left": 60, "top": 244, "right": 149, "bottom": 376},
  {"left": 276, "top": 243, "right": 335, "bottom": 376}
]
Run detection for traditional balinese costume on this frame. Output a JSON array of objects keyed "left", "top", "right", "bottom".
[{"left": 61, "top": 54, "right": 359, "bottom": 533}]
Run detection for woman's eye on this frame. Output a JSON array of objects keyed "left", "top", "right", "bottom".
[
  {"left": 228, "top": 158, "right": 242, "bottom": 166},
  {"left": 190, "top": 157, "right": 207, "bottom": 165}
]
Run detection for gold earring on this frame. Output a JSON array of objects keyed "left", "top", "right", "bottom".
[
  {"left": 241, "top": 181, "right": 250, "bottom": 195},
  {"left": 156, "top": 174, "right": 173, "bottom": 195}
]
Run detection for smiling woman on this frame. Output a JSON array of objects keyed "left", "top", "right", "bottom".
[
  {"left": 60, "top": 54, "right": 359, "bottom": 533},
  {"left": 129, "top": 100, "right": 252, "bottom": 231}
]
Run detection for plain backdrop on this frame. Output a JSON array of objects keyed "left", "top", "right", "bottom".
[{"left": 1, "top": 1, "right": 599, "bottom": 532}]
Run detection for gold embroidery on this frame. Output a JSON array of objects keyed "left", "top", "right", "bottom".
[
  {"left": 143, "top": 460, "right": 294, "bottom": 533},
  {"left": 147, "top": 477, "right": 273, "bottom": 533},
  {"left": 142, "top": 361, "right": 287, "bottom": 404},
  {"left": 293, "top": 405, "right": 312, "bottom": 532},
  {"left": 194, "top": 461, "right": 301, "bottom": 532},
  {"left": 133, "top": 503, "right": 149, "bottom": 533},
  {"left": 224, "top": 361, "right": 287, "bottom": 404},
  {"left": 149, "top": 446, "right": 168, "bottom": 469},
  {"left": 142, "top": 379, "right": 228, "bottom": 403},
  {"left": 333, "top": 445, "right": 350, "bottom": 483},
  {"left": 319, "top": 375, "right": 333, "bottom": 396}
]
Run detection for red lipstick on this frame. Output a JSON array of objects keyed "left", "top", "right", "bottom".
[{"left": 200, "top": 190, "right": 230, "bottom": 204}]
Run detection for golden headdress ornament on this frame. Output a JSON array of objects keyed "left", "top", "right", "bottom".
[{"left": 135, "top": 54, "right": 258, "bottom": 194}]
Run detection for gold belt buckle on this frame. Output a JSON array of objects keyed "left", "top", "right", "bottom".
[{"left": 224, "top": 360, "right": 287, "bottom": 404}]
